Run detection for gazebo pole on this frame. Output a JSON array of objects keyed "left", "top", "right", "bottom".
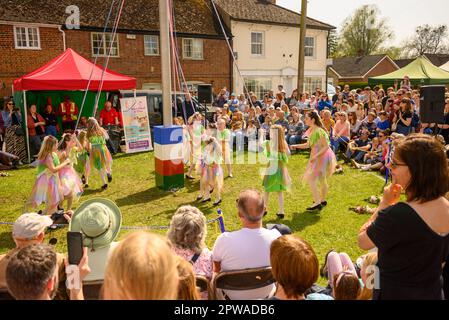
[{"left": 23, "top": 90, "right": 31, "bottom": 164}]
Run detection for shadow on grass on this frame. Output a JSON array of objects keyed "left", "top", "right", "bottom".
[
  {"left": 0, "top": 231, "right": 14, "bottom": 251},
  {"left": 265, "top": 210, "right": 321, "bottom": 233}
]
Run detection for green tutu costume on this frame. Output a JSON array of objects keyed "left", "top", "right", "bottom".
[{"left": 262, "top": 140, "right": 291, "bottom": 192}]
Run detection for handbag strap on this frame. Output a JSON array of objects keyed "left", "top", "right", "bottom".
[{"left": 189, "top": 253, "right": 201, "bottom": 265}]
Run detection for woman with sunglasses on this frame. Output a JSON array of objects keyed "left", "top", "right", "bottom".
[
  {"left": 358, "top": 134, "right": 449, "bottom": 300},
  {"left": 2, "top": 100, "right": 26, "bottom": 163}
]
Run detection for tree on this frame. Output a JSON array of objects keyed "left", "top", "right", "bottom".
[
  {"left": 328, "top": 29, "right": 339, "bottom": 58},
  {"left": 337, "top": 5, "right": 394, "bottom": 56},
  {"left": 404, "top": 24, "right": 449, "bottom": 56}
]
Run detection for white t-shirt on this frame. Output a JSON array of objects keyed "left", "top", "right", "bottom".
[
  {"left": 212, "top": 227, "right": 281, "bottom": 300},
  {"left": 84, "top": 242, "right": 119, "bottom": 282}
]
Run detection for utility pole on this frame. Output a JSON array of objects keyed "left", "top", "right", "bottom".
[
  {"left": 159, "top": 0, "right": 172, "bottom": 127},
  {"left": 297, "top": 0, "right": 307, "bottom": 93}
]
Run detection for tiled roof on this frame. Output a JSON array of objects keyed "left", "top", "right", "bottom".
[
  {"left": 395, "top": 54, "right": 449, "bottom": 69},
  {"left": 0, "top": 0, "right": 225, "bottom": 36},
  {"left": 330, "top": 55, "right": 394, "bottom": 78},
  {"left": 214, "top": 0, "right": 335, "bottom": 30}
]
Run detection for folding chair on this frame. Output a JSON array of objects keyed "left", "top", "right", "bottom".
[
  {"left": 82, "top": 280, "right": 103, "bottom": 300},
  {"left": 0, "top": 288, "right": 14, "bottom": 300},
  {"left": 196, "top": 275, "right": 212, "bottom": 299},
  {"left": 211, "top": 267, "right": 275, "bottom": 300}
]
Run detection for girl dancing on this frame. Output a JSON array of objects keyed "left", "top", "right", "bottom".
[
  {"left": 27, "top": 136, "right": 69, "bottom": 216},
  {"left": 87, "top": 118, "right": 113, "bottom": 190},
  {"left": 291, "top": 111, "right": 337, "bottom": 211},
  {"left": 262, "top": 125, "right": 291, "bottom": 219}
]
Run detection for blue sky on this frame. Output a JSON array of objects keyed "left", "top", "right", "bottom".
[{"left": 277, "top": 0, "right": 449, "bottom": 46}]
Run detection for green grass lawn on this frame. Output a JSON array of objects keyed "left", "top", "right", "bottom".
[{"left": 0, "top": 150, "right": 385, "bottom": 282}]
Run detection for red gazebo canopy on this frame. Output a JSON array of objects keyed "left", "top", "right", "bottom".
[{"left": 13, "top": 48, "right": 136, "bottom": 91}]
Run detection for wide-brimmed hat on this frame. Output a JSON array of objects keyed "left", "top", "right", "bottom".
[{"left": 69, "top": 198, "right": 122, "bottom": 251}]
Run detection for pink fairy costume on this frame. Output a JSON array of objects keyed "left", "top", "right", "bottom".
[
  {"left": 28, "top": 152, "right": 64, "bottom": 210},
  {"left": 59, "top": 148, "right": 83, "bottom": 201},
  {"left": 303, "top": 127, "right": 337, "bottom": 184}
]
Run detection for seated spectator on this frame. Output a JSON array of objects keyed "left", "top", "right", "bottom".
[
  {"left": 5, "top": 244, "right": 89, "bottom": 300},
  {"left": 68, "top": 198, "right": 121, "bottom": 282},
  {"left": 274, "top": 109, "right": 288, "bottom": 132},
  {"left": 0, "top": 151, "right": 20, "bottom": 170},
  {"left": 250, "top": 95, "right": 263, "bottom": 109},
  {"left": 361, "top": 112, "right": 378, "bottom": 138},
  {"left": 212, "top": 189, "right": 281, "bottom": 300},
  {"left": 287, "top": 89, "right": 299, "bottom": 107},
  {"left": 228, "top": 93, "right": 239, "bottom": 112},
  {"left": 176, "top": 256, "right": 200, "bottom": 300},
  {"left": 393, "top": 98, "right": 413, "bottom": 136},
  {"left": 358, "top": 134, "right": 449, "bottom": 300},
  {"left": 332, "top": 270, "right": 361, "bottom": 300},
  {"left": 354, "top": 131, "right": 389, "bottom": 171},
  {"left": 168, "top": 205, "right": 213, "bottom": 280},
  {"left": 376, "top": 111, "right": 390, "bottom": 131},
  {"left": 0, "top": 213, "right": 66, "bottom": 298},
  {"left": 102, "top": 231, "right": 178, "bottom": 300},
  {"left": 296, "top": 93, "right": 310, "bottom": 111},
  {"left": 331, "top": 112, "right": 350, "bottom": 155},
  {"left": 269, "top": 235, "right": 333, "bottom": 300},
  {"left": 215, "top": 89, "right": 228, "bottom": 108},
  {"left": 321, "top": 109, "right": 335, "bottom": 135},
  {"left": 345, "top": 130, "right": 372, "bottom": 163},
  {"left": 261, "top": 116, "right": 272, "bottom": 140},
  {"left": 358, "top": 252, "right": 378, "bottom": 300},
  {"left": 286, "top": 112, "right": 304, "bottom": 145},
  {"left": 318, "top": 94, "right": 333, "bottom": 112}
]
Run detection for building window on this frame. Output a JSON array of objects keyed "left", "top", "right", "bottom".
[
  {"left": 251, "top": 32, "right": 264, "bottom": 56},
  {"left": 304, "top": 77, "right": 323, "bottom": 94},
  {"left": 305, "top": 37, "right": 315, "bottom": 58},
  {"left": 14, "top": 26, "right": 40, "bottom": 49},
  {"left": 91, "top": 32, "right": 119, "bottom": 57},
  {"left": 244, "top": 78, "right": 272, "bottom": 100},
  {"left": 183, "top": 38, "right": 203, "bottom": 60},
  {"left": 144, "top": 35, "right": 159, "bottom": 56}
]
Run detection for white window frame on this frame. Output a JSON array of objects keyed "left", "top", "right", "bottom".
[
  {"left": 144, "top": 35, "right": 160, "bottom": 56},
  {"left": 182, "top": 38, "right": 203, "bottom": 60},
  {"left": 250, "top": 31, "right": 264, "bottom": 57},
  {"left": 244, "top": 77, "right": 272, "bottom": 100},
  {"left": 305, "top": 36, "right": 316, "bottom": 59},
  {"left": 91, "top": 32, "right": 120, "bottom": 57},
  {"left": 304, "top": 77, "right": 323, "bottom": 93},
  {"left": 13, "top": 25, "right": 41, "bottom": 50}
]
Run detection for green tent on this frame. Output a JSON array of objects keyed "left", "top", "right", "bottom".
[{"left": 369, "top": 56, "right": 449, "bottom": 87}]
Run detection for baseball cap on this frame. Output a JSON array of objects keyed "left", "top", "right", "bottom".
[{"left": 13, "top": 213, "right": 53, "bottom": 240}]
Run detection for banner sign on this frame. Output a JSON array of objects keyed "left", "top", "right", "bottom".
[{"left": 120, "top": 96, "right": 153, "bottom": 153}]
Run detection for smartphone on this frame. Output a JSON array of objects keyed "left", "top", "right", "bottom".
[{"left": 67, "top": 232, "right": 84, "bottom": 265}]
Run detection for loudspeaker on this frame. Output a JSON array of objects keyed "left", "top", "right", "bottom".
[
  {"left": 197, "top": 84, "right": 213, "bottom": 104},
  {"left": 420, "top": 85, "right": 445, "bottom": 124}
]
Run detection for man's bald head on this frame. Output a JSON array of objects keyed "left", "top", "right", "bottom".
[{"left": 237, "top": 189, "right": 264, "bottom": 223}]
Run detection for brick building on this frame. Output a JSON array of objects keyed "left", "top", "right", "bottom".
[
  {"left": 328, "top": 54, "right": 399, "bottom": 88},
  {"left": 0, "top": 0, "right": 232, "bottom": 98}
]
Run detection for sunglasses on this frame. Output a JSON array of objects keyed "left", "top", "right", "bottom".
[{"left": 389, "top": 160, "right": 407, "bottom": 169}]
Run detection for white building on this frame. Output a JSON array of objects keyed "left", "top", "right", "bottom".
[{"left": 215, "top": 0, "right": 335, "bottom": 98}]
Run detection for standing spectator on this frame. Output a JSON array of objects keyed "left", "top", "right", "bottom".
[
  {"left": 358, "top": 134, "right": 449, "bottom": 300},
  {"left": 27, "top": 104, "right": 46, "bottom": 157},
  {"left": 99, "top": 101, "right": 119, "bottom": 127},
  {"left": 437, "top": 98, "right": 449, "bottom": 144},
  {"left": 102, "top": 231, "right": 179, "bottom": 300},
  {"left": 0, "top": 106, "right": 4, "bottom": 151},
  {"left": 58, "top": 96, "right": 78, "bottom": 132},
  {"left": 4, "top": 102, "right": 26, "bottom": 162},
  {"left": 212, "top": 189, "right": 281, "bottom": 300},
  {"left": 393, "top": 98, "right": 413, "bottom": 136},
  {"left": 215, "top": 89, "right": 228, "bottom": 108},
  {"left": 2, "top": 100, "right": 13, "bottom": 152},
  {"left": 42, "top": 104, "right": 58, "bottom": 137},
  {"left": 228, "top": 93, "right": 239, "bottom": 113}
]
